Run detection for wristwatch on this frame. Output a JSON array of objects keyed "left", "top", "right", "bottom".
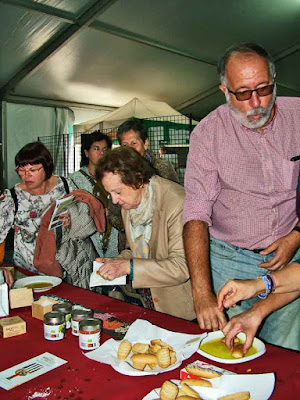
[{"left": 292, "top": 226, "right": 300, "bottom": 233}]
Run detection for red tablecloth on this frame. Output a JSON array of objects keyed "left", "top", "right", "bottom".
[{"left": 0, "top": 281, "right": 299, "bottom": 400}]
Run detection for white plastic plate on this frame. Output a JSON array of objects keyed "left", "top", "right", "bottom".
[
  {"left": 197, "top": 330, "right": 266, "bottom": 364},
  {"left": 14, "top": 276, "right": 62, "bottom": 293},
  {"left": 143, "top": 373, "right": 275, "bottom": 400}
]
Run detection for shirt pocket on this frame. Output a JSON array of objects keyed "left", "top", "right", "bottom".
[{"left": 277, "top": 158, "right": 300, "bottom": 191}]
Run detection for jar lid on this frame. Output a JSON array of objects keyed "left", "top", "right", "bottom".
[
  {"left": 52, "top": 302, "right": 72, "bottom": 313},
  {"left": 79, "top": 318, "right": 102, "bottom": 332},
  {"left": 44, "top": 311, "right": 65, "bottom": 324},
  {"left": 71, "top": 309, "right": 93, "bottom": 319}
]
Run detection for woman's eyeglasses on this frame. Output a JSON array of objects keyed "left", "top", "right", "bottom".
[
  {"left": 91, "top": 145, "right": 107, "bottom": 152},
  {"left": 227, "top": 84, "right": 275, "bottom": 101},
  {"left": 15, "top": 166, "right": 43, "bottom": 176}
]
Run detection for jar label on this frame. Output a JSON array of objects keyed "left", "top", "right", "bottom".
[
  {"left": 65, "top": 313, "right": 71, "bottom": 329},
  {"left": 79, "top": 331, "right": 100, "bottom": 350},
  {"left": 71, "top": 319, "right": 80, "bottom": 336},
  {"left": 44, "top": 323, "right": 65, "bottom": 341}
]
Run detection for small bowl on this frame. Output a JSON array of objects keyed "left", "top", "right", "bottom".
[{"left": 197, "top": 330, "right": 266, "bottom": 364}]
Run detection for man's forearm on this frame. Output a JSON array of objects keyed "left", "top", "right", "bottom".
[
  {"left": 289, "top": 219, "right": 300, "bottom": 246},
  {"left": 252, "top": 290, "right": 300, "bottom": 320},
  {"left": 272, "top": 262, "right": 300, "bottom": 294},
  {"left": 183, "top": 220, "right": 212, "bottom": 296}
]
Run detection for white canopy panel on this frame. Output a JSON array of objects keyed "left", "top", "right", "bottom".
[{"left": 81, "top": 97, "right": 194, "bottom": 130}]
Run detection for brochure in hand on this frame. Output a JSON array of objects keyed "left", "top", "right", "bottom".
[{"left": 48, "top": 195, "right": 75, "bottom": 231}]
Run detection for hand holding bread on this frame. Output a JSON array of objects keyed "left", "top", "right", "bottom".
[{"left": 221, "top": 336, "right": 245, "bottom": 358}]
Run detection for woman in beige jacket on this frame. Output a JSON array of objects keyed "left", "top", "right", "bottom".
[{"left": 95, "top": 146, "right": 196, "bottom": 321}]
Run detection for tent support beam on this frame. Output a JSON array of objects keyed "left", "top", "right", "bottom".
[
  {"left": 175, "top": 85, "right": 220, "bottom": 111},
  {"left": 0, "top": 0, "right": 118, "bottom": 99},
  {"left": 0, "top": 0, "right": 75, "bottom": 23},
  {"left": 273, "top": 43, "right": 300, "bottom": 62},
  {"left": 89, "top": 21, "right": 216, "bottom": 66},
  {"left": 4, "top": 95, "right": 117, "bottom": 111}
]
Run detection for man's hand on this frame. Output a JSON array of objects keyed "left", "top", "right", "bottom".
[
  {"left": 217, "top": 279, "right": 263, "bottom": 310},
  {"left": 183, "top": 221, "right": 226, "bottom": 330},
  {"left": 259, "top": 232, "right": 300, "bottom": 271},
  {"left": 222, "top": 307, "right": 263, "bottom": 353},
  {"left": 195, "top": 291, "right": 227, "bottom": 331},
  {"left": 95, "top": 257, "right": 130, "bottom": 280}
]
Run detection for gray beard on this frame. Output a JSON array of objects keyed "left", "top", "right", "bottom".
[{"left": 227, "top": 85, "right": 277, "bottom": 129}]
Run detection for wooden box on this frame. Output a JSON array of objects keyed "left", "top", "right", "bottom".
[
  {"left": 32, "top": 298, "right": 58, "bottom": 321},
  {"left": 9, "top": 288, "right": 34, "bottom": 309},
  {"left": 0, "top": 316, "right": 26, "bottom": 338}
]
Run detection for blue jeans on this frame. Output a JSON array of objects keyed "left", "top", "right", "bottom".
[{"left": 210, "top": 236, "right": 300, "bottom": 351}]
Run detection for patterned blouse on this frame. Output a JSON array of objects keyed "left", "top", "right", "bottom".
[
  {"left": 0, "top": 177, "right": 75, "bottom": 273},
  {"left": 69, "top": 166, "right": 119, "bottom": 258}
]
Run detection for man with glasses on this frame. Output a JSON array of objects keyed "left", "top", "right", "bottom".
[{"left": 183, "top": 43, "right": 300, "bottom": 351}]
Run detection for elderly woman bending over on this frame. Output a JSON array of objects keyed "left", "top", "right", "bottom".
[{"left": 95, "top": 146, "right": 195, "bottom": 320}]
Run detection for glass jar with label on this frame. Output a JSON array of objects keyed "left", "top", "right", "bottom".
[
  {"left": 79, "top": 318, "right": 102, "bottom": 350},
  {"left": 52, "top": 302, "right": 72, "bottom": 329},
  {"left": 44, "top": 311, "right": 65, "bottom": 341},
  {"left": 71, "top": 309, "right": 93, "bottom": 336}
]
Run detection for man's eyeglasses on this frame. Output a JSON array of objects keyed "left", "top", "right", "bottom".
[
  {"left": 227, "top": 84, "right": 275, "bottom": 101},
  {"left": 15, "top": 166, "right": 43, "bottom": 176}
]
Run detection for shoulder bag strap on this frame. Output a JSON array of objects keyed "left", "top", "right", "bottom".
[
  {"left": 9, "top": 187, "right": 18, "bottom": 214},
  {"left": 79, "top": 169, "right": 96, "bottom": 185},
  {"left": 60, "top": 176, "right": 70, "bottom": 194}
]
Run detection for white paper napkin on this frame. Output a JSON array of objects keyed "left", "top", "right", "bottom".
[
  {"left": 90, "top": 261, "right": 126, "bottom": 287},
  {"left": 85, "top": 319, "right": 206, "bottom": 376}
]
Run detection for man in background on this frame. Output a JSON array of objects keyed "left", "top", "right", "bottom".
[{"left": 117, "top": 118, "right": 178, "bottom": 183}]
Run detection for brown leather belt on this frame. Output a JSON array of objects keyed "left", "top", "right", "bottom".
[{"left": 248, "top": 248, "right": 264, "bottom": 253}]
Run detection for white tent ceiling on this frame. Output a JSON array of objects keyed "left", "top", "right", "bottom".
[{"left": 0, "top": 0, "right": 299, "bottom": 121}]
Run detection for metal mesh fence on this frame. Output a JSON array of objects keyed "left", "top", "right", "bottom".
[
  {"left": 38, "top": 134, "right": 71, "bottom": 176},
  {"left": 39, "top": 115, "right": 197, "bottom": 185},
  {"left": 143, "top": 115, "right": 194, "bottom": 184}
]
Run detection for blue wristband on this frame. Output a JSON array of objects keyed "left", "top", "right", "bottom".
[
  {"left": 129, "top": 258, "right": 134, "bottom": 281},
  {"left": 266, "top": 272, "right": 276, "bottom": 292},
  {"left": 258, "top": 275, "right": 272, "bottom": 299}
]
